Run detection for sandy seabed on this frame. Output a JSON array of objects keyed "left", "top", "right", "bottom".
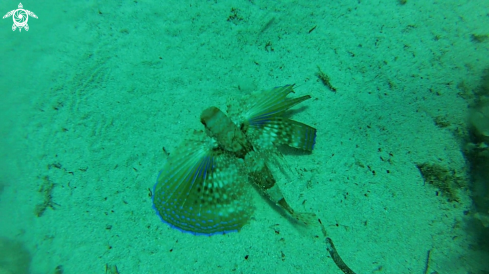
[{"left": 0, "top": 1, "right": 488, "bottom": 273}]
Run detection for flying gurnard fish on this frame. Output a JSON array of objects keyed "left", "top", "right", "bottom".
[{"left": 153, "top": 85, "right": 317, "bottom": 235}]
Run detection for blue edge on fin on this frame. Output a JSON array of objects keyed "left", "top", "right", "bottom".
[{"left": 152, "top": 171, "right": 239, "bottom": 237}]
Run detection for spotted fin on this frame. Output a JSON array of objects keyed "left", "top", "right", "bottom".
[
  {"left": 252, "top": 118, "right": 316, "bottom": 151},
  {"left": 243, "top": 85, "right": 316, "bottom": 151},
  {"left": 153, "top": 136, "right": 253, "bottom": 235}
]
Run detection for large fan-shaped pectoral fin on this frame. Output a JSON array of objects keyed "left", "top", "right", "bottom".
[{"left": 153, "top": 139, "right": 253, "bottom": 235}]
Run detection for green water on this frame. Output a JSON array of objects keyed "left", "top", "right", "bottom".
[{"left": 0, "top": 1, "right": 488, "bottom": 273}]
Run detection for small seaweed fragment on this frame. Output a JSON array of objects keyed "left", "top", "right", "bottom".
[
  {"left": 227, "top": 8, "right": 243, "bottom": 24},
  {"left": 317, "top": 219, "right": 356, "bottom": 274},
  {"left": 258, "top": 17, "right": 275, "bottom": 34},
  {"left": 54, "top": 265, "right": 64, "bottom": 274},
  {"left": 316, "top": 66, "right": 337, "bottom": 92},
  {"left": 416, "top": 163, "right": 465, "bottom": 202},
  {"left": 423, "top": 249, "right": 433, "bottom": 274},
  {"left": 471, "top": 34, "right": 488, "bottom": 43},
  {"left": 105, "top": 264, "right": 120, "bottom": 274},
  {"left": 35, "top": 176, "right": 58, "bottom": 217},
  {"left": 433, "top": 116, "right": 450, "bottom": 128},
  {"left": 325, "top": 237, "right": 356, "bottom": 274},
  {"left": 265, "top": 41, "right": 274, "bottom": 52}
]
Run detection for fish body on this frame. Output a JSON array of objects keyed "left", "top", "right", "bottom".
[{"left": 153, "top": 85, "right": 317, "bottom": 235}]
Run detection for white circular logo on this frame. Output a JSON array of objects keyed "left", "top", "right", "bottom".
[{"left": 13, "top": 9, "right": 28, "bottom": 27}]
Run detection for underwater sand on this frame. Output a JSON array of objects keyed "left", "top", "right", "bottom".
[{"left": 0, "top": 0, "right": 488, "bottom": 273}]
